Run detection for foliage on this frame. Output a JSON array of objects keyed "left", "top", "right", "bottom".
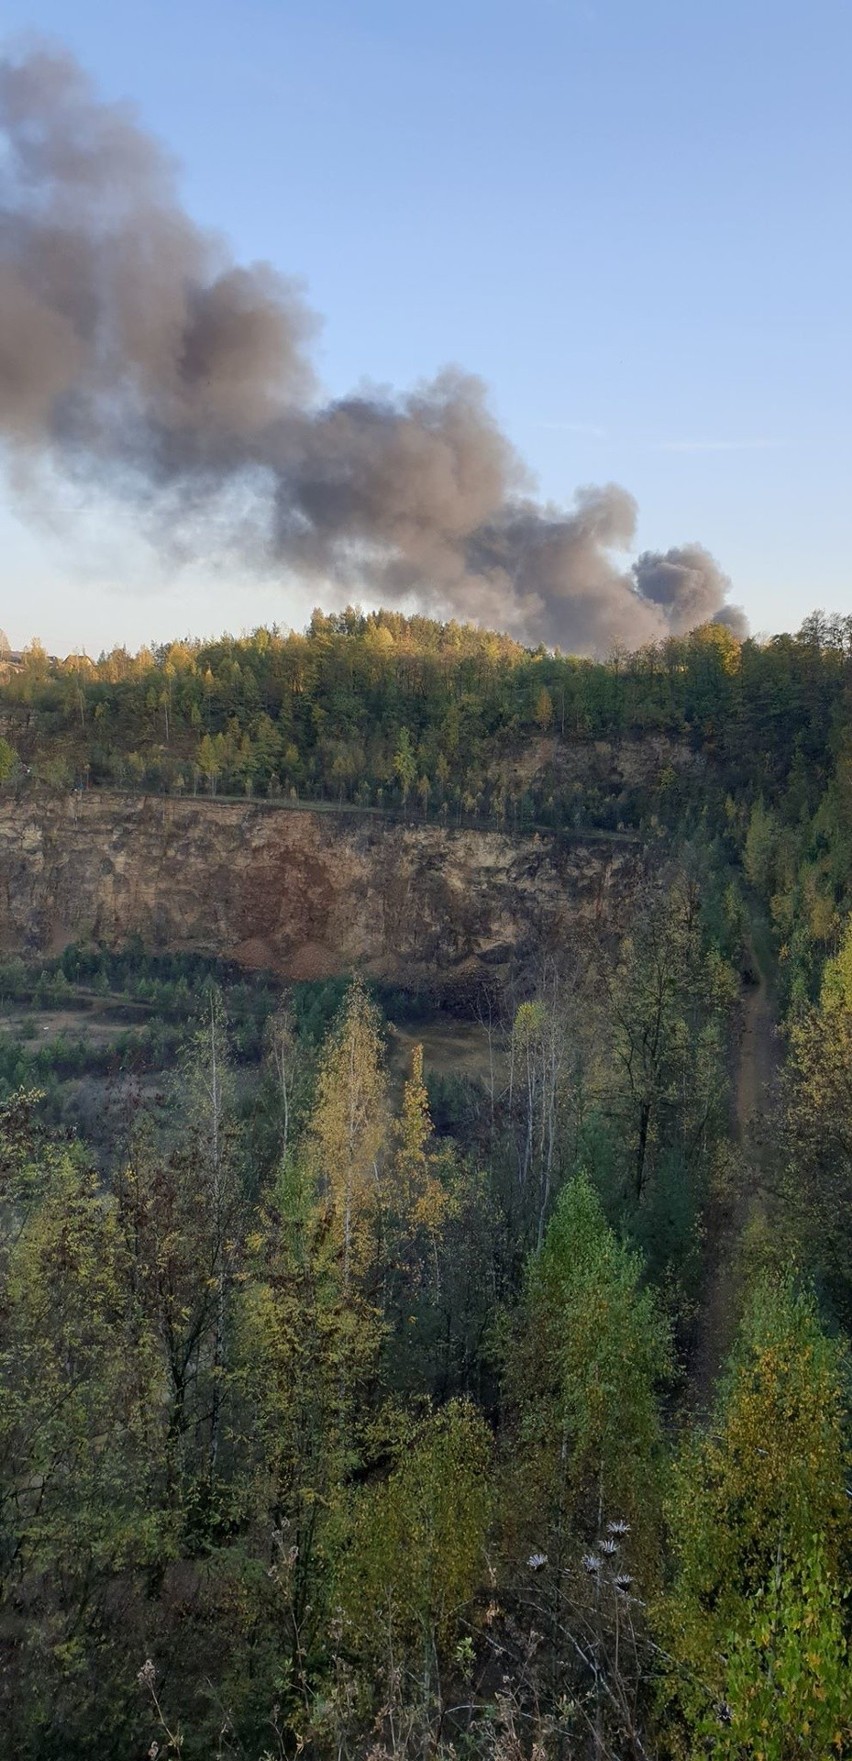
[
  {"left": 335, "top": 1399, "right": 491, "bottom": 1663},
  {"left": 661, "top": 1276, "right": 851, "bottom": 1749},
  {"left": 0, "top": 735, "right": 19, "bottom": 782},
  {"left": 3, "top": 604, "right": 852, "bottom": 1753},
  {"left": 507, "top": 1174, "right": 672, "bottom": 1558},
  {"left": 784, "top": 983, "right": 852, "bottom": 1327},
  {"left": 306, "top": 977, "right": 389, "bottom": 1290},
  {"left": 0, "top": 605, "right": 837, "bottom": 836},
  {"left": 698, "top": 1546, "right": 850, "bottom": 1760}
]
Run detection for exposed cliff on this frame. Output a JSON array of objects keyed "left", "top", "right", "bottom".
[{"left": 0, "top": 796, "right": 645, "bottom": 992}]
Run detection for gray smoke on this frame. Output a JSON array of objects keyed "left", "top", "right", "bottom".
[
  {"left": 0, "top": 44, "right": 747, "bottom": 653},
  {"left": 633, "top": 545, "right": 748, "bottom": 640}
]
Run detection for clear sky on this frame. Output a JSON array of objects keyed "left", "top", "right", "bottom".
[{"left": 1, "top": 0, "right": 850, "bottom": 653}]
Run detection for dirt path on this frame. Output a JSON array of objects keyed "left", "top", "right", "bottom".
[
  {"left": 735, "top": 961, "right": 777, "bottom": 1137},
  {"left": 691, "top": 943, "right": 778, "bottom": 1407}
]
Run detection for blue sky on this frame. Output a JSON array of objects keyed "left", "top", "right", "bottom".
[{"left": 1, "top": 0, "right": 851, "bottom": 652}]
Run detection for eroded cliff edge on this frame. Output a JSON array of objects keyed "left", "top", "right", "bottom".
[{"left": 0, "top": 796, "right": 644, "bottom": 990}]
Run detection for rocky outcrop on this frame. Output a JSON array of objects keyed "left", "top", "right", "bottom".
[{"left": 0, "top": 795, "right": 644, "bottom": 992}]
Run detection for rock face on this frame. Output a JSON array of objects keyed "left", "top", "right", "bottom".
[{"left": 0, "top": 795, "right": 644, "bottom": 991}]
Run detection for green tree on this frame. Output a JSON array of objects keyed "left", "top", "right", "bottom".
[
  {"left": 697, "top": 1547, "right": 850, "bottom": 1760},
  {"left": 0, "top": 736, "right": 19, "bottom": 783},
  {"left": 234, "top": 1166, "right": 386, "bottom": 1715},
  {"left": 196, "top": 731, "right": 221, "bottom": 794},
  {"left": 113, "top": 994, "right": 245, "bottom": 1502},
  {"left": 785, "top": 988, "right": 852, "bottom": 1325},
  {"left": 507, "top": 1173, "right": 672, "bottom": 1558},
  {"left": 393, "top": 725, "right": 417, "bottom": 806},
  {"left": 819, "top": 910, "right": 852, "bottom": 1011},
  {"left": 334, "top": 1400, "right": 491, "bottom": 1709},
  {"left": 661, "top": 1276, "right": 850, "bottom": 1746},
  {"left": 0, "top": 1135, "right": 163, "bottom": 1753},
  {"left": 603, "top": 878, "right": 733, "bottom": 1202},
  {"left": 533, "top": 683, "right": 554, "bottom": 730}
]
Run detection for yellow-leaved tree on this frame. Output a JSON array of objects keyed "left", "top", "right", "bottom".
[
  {"left": 233, "top": 985, "right": 392, "bottom": 1710},
  {"left": 307, "top": 978, "right": 389, "bottom": 1292},
  {"left": 391, "top": 1044, "right": 456, "bottom": 1283}
]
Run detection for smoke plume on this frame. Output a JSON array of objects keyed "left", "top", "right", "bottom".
[
  {"left": 633, "top": 546, "right": 749, "bottom": 640},
  {"left": 0, "top": 44, "right": 747, "bottom": 653}
]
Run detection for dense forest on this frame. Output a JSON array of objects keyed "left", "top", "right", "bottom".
[
  {"left": 1, "top": 610, "right": 851, "bottom": 1759},
  {"left": 5, "top": 604, "right": 852, "bottom": 1000}
]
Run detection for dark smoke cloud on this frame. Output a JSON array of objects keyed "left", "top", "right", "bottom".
[
  {"left": 0, "top": 44, "right": 748, "bottom": 653},
  {"left": 632, "top": 545, "right": 747, "bottom": 640}
]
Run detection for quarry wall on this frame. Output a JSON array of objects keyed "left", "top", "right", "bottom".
[{"left": 0, "top": 795, "right": 645, "bottom": 991}]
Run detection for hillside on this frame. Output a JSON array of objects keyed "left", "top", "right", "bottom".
[{"left": 1, "top": 610, "right": 851, "bottom": 1760}]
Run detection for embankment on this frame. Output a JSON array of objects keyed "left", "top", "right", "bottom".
[{"left": 0, "top": 795, "right": 645, "bottom": 993}]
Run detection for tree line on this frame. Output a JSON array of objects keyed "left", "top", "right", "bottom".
[{"left": 2, "top": 608, "right": 851, "bottom": 837}]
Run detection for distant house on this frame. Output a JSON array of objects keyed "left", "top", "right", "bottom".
[
  {"left": 0, "top": 633, "right": 58, "bottom": 675},
  {"left": 0, "top": 633, "right": 24, "bottom": 676}
]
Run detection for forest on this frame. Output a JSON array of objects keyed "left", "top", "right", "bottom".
[{"left": 0, "top": 609, "right": 851, "bottom": 1759}]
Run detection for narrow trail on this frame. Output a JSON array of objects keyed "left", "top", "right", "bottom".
[
  {"left": 691, "top": 940, "right": 779, "bottom": 1408},
  {"left": 735, "top": 958, "right": 777, "bottom": 1137}
]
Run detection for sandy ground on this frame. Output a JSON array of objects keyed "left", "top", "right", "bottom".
[
  {"left": 387, "top": 1017, "right": 500, "bottom": 1086},
  {"left": 0, "top": 999, "right": 150, "bottom": 1046}
]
